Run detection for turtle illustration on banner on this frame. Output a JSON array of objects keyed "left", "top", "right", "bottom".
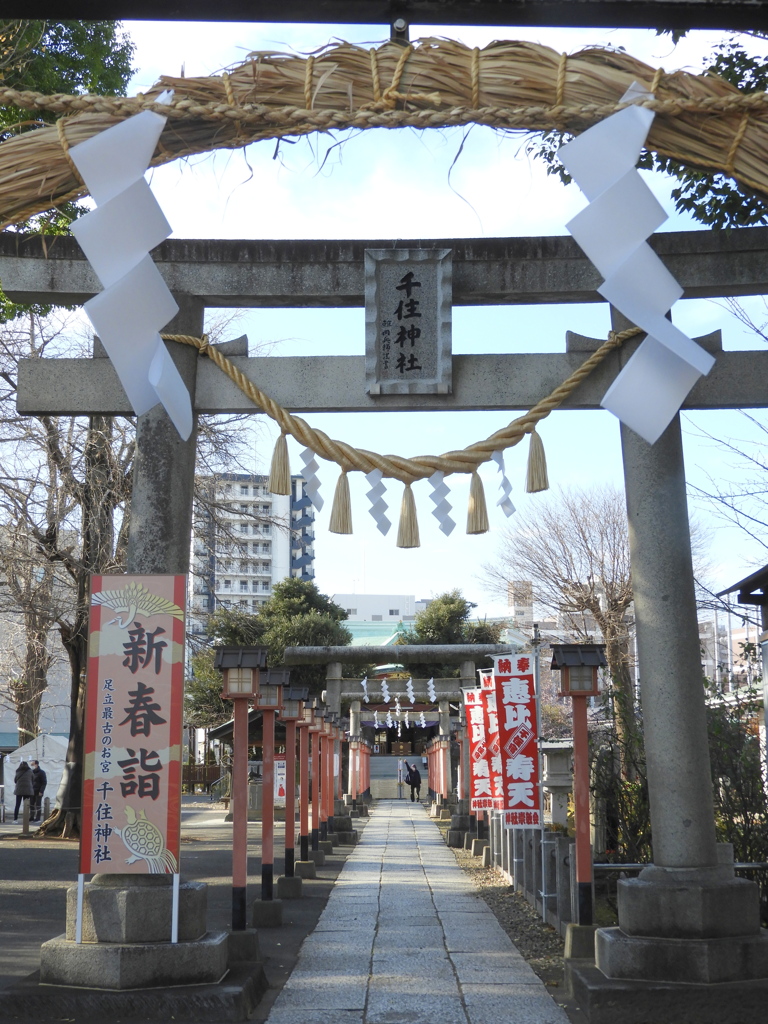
[{"left": 113, "top": 805, "right": 178, "bottom": 873}]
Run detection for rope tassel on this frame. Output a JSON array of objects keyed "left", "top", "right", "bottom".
[
  {"left": 268, "top": 432, "right": 291, "bottom": 495},
  {"left": 329, "top": 471, "right": 353, "bottom": 534},
  {"left": 467, "top": 471, "right": 489, "bottom": 534},
  {"left": 396, "top": 484, "right": 420, "bottom": 548},
  {"left": 526, "top": 429, "right": 550, "bottom": 493}
]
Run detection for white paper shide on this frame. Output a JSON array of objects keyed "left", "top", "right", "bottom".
[
  {"left": 69, "top": 98, "right": 193, "bottom": 440},
  {"left": 559, "top": 83, "right": 716, "bottom": 444}
]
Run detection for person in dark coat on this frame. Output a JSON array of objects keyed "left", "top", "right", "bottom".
[
  {"left": 13, "top": 761, "right": 34, "bottom": 821},
  {"left": 30, "top": 760, "right": 47, "bottom": 822},
  {"left": 405, "top": 762, "right": 421, "bottom": 802}
]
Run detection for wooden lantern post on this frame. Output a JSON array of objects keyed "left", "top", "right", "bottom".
[
  {"left": 257, "top": 668, "right": 288, "bottom": 902},
  {"left": 550, "top": 643, "right": 607, "bottom": 927},
  {"left": 297, "top": 700, "right": 314, "bottom": 862},
  {"left": 279, "top": 686, "right": 308, "bottom": 879},
  {"left": 308, "top": 700, "right": 325, "bottom": 850},
  {"left": 214, "top": 645, "right": 268, "bottom": 931}
]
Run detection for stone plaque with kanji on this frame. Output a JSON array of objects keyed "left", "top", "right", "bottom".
[{"left": 365, "top": 248, "right": 452, "bottom": 395}]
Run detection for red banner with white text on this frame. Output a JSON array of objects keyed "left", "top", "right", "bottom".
[{"left": 493, "top": 653, "right": 542, "bottom": 828}]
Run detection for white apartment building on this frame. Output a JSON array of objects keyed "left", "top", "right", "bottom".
[
  {"left": 332, "top": 594, "right": 432, "bottom": 622},
  {"left": 189, "top": 473, "right": 315, "bottom": 634}
]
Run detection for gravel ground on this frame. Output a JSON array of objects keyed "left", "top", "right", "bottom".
[{"left": 446, "top": 839, "right": 589, "bottom": 1024}]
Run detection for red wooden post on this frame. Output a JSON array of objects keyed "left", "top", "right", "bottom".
[
  {"left": 232, "top": 695, "right": 249, "bottom": 929},
  {"left": 572, "top": 693, "right": 593, "bottom": 925},
  {"left": 298, "top": 713, "right": 311, "bottom": 862},
  {"left": 261, "top": 705, "right": 276, "bottom": 900},
  {"left": 284, "top": 716, "right": 297, "bottom": 877}
]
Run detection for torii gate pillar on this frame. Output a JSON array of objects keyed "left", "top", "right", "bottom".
[
  {"left": 127, "top": 297, "right": 203, "bottom": 575},
  {"left": 586, "top": 313, "right": 768, "bottom": 989}
]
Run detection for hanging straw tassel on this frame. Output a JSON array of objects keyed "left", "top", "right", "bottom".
[
  {"left": 268, "top": 432, "right": 291, "bottom": 494},
  {"left": 526, "top": 428, "right": 550, "bottom": 493},
  {"left": 329, "top": 471, "right": 353, "bottom": 534},
  {"left": 396, "top": 483, "right": 420, "bottom": 548},
  {"left": 466, "top": 471, "right": 489, "bottom": 534}
]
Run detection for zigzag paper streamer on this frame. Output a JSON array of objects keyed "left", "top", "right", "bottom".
[
  {"left": 397, "top": 722, "right": 402, "bottom": 737},
  {"left": 394, "top": 695, "right": 401, "bottom": 715},
  {"left": 69, "top": 97, "right": 193, "bottom": 440},
  {"left": 406, "top": 677, "right": 415, "bottom": 703},
  {"left": 299, "top": 448, "right": 324, "bottom": 511},
  {"left": 427, "top": 677, "right": 436, "bottom": 702},
  {"left": 428, "top": 471, "right": 456, "bottom": 536},
  {"left": 386, "top": 710, "right": 393, "bottom": 729},
  {"left": 365, "top": 469, "right": 391, "bottom": 535},
  {"left": 360, "top": 676, "right": 369, "bottom": 701},
  {"left": 374, "top": 710, "right": 379, "bottom": 728},
  {"left": 490, "top": 451, "right": 516, "bottom": 518},
  {"left": 419, "top": 711, "right": 427, "bottom": 729},
  {"left": 404, "top": 710, "right": 409, "bottom": 726},
  {"left": 381, "top": 680, "right": 390, "bottom": 704},
  {"left": 559, "top": 82, "right": 715, "bottom": 445}
]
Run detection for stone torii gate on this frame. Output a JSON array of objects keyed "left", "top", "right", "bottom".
[{"left": 5, "top": 225, "right": 768, "bottom": 1010}]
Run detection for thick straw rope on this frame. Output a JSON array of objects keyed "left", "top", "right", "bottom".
[
  {"left": 162, "top": 326, "right": 641, "bottom": 484},
  {"left": 1, "top": 38, "right": 768, "bottom": 228}
]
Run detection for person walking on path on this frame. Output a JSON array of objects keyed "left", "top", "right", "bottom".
[
  {"left": 30, "top": 760, "right": 47, "bottom": 822},
  {"left": 13, "top": 761, "right": 34, "bottom": 821},
  {"left": 405, "top": 761, "right": 421, "bottom": 802}
]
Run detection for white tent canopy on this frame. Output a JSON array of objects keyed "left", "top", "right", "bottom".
[{"left": 3, "top": 734, "right": 68, "bottom": 816}]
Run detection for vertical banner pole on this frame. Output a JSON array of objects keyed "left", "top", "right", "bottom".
[
  {"left": 76, "top": 873, "right": 85, "bottom": 944},
  {"left": 532, "top": 626, "right": 548, "bottom": 923},
  {"left": 284, "top": 719, "right": 296, "bottom": 878},
  {"left": 171, "top": 871, "right": 180, "bottom": 943}
]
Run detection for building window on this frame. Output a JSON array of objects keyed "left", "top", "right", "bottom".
[
  {"left": 263, "top": 524, "right": 271, "bottom": 534},
  {"left": 239, "top": 600, "right": 248, "bottom": 609},
  {"left": 240, "top": 485, "right": 249, "bottom": 495},
  {"left": 261, "top": 582, "right": 270, "bottom": 592},
  {"left": 240, "top": 580, "right": 248, "bottom": 592},
  {"left": 240, "top": 523, "right": 248, "bottom": 533},
  {"left": 389, "top": 609, "right": 399, "bottom": 616},
  {"left": 261, "top": 504, "right": 270, "bottom": 513},
  {"left": 346, "top": 608, "right": 357, "bottom": 616},
  {"left": 372, "top": 614, "right": 382, "bottom": 621},
  {"left": 223, "top": 579, "right": 231, "bottom": 590},
  {"left": 223, "top": 484, "right": 231, "bottom": 494},
  {"left": 262, "top": 543, "right": 271, "bottom": 553}
]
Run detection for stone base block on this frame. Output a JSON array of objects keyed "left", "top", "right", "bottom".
[
  {"left": 343, "top": 795, "right": 353, "bottom": 806},
  {"left": 251, "top": 899, "right": 283, "bottom": 929},
  {"left": 618, "top": 875, "right": 761, "bottom": 939},
  {"left": 350, "top": 809, "right": 360, "bottom": 818},
  {"left": 450, "top": 814, "right": 470, "bottom": 830},
  {"left": 565, "top": 923, "right": 598, "bottom": 960},
  {"left": 334, "top": 815, "right": 353, "bottom": 831},
  {"left": 329, "top": 833, "right": 340, "bottom": 847},
  {"left": 597, "top": 926, "right": 768, "bottom": 984},
  {"left": 276, "top": 875, "right": 303, "bottom": 899},
  {"left": 65, "top": 878, "right": 207, "bottom": 943},
  {"left": 464, "top": 833, "right": 475, "bottom": 851},
  {"left": 439, "top": 808, "right": 451, "bottom": 820},
  {"left": 335, "top": 830, "right": 357, "bottom": 845},
  {"left": 471, "top": 839, "right": 489, "bottom": 857},
  {"left": 4, "top": 961, "right": 267, "bottom": 1022},
  {"left": 446, "top": 830, "right": 465, "bottom": 848},
  {"left": 357, "top": 804, "right": 369, "bottom": 817},
  {"left": 481, "top": 846, "right": 492, "bottom": 867},
  {"left": 334, "top": 799, "right": 346, "bottom": 815},
  {"left": 566, "top": 960, "right": 768, "bottom": 1024},
  {"left": 308, "top": 849, "right": 326, "bottom": 866},
  {"left": 40, "top": 931, "right": 228, "bottom": 990},
  {"left": 228, "top": 928, "right": 261, "bottom": 964},
  {"left": 294, "top": 860, "right": 317, "bottom": 879},
  {"left": 318, "top": 840, "right": 334, "bottom": 854}
]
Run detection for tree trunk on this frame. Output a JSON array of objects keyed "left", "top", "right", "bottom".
[
  {"left": 604, "top": 634, "right": 642, "bottom": 781},
  {"left": 39, "top": 415, "right": 124, "bottom": 837}
]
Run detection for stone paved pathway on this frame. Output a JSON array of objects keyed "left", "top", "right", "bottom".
[{"left": 264, "top": 799, "right": 570, "bottom": 1024}]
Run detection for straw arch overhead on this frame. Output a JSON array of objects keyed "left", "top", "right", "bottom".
[{"left": 1, "top": 37, "right": 768, "bottom": 229}]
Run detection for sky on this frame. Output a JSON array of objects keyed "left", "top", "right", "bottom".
[{"left": 117, "top": 18, "right": 768, "bottom": 618}]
